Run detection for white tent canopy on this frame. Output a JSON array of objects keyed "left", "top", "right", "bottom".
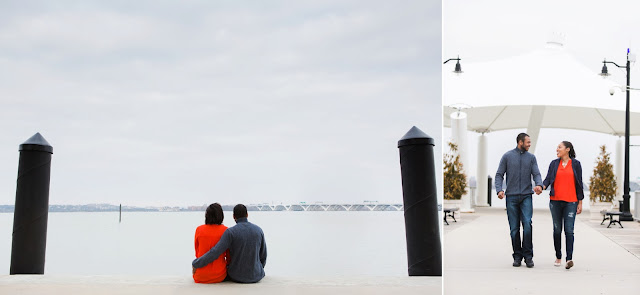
[
  {"left": 443, "top": 41, "right": 639, "bottom": 208},
  {"left": 444, "top": 105, "right": 640, "bottom": 136},
  {"left": 443, "top": 42, "right": 640, "bottom": 136}
]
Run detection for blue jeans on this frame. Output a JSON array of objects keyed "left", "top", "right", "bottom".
[
  {"left": 549, "top": 200, "right": 578, "bottom": 261},
  {"left": 506, "top": 195, "right": 533, "bottom": 261}
]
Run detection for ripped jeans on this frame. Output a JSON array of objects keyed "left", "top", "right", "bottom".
[{"left": 549, "top": 200, "right": 578, "bottom": 260}]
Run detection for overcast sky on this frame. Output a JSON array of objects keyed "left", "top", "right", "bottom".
[
  {"left": 0, "top": 1, "right": 441, "bottom": 206},
  {"left": 444, "top": 0, "right": 640, "bottom": 78},
  {"left": 443, "top": 0, "right": 640, "bottom": 196}
]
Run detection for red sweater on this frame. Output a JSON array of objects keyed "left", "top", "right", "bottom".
[
  {"left": 193, "top": 224, "right": 229, "bottom": 283},
  {"left": 550, "top": 159, "right": 578, "bottom": 202}
]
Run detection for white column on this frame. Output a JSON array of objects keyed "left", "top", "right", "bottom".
[
  {"left": 615, "top": 137, "right": 624, "bottom": 206},
  {"left": 450, "top": 111, "right": 473, "bottom": 212},
  {"left": 476, "top": 133, "right": 489, "bottom": 206},
  {"left": 635, "top": 191, "right": 639, "bottom": 221},
  {"left": 526, "top": 106, "right": 545, "bottom": 154}
]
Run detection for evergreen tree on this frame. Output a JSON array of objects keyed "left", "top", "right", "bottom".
[
  {"left": 589, "top": 145, "right": 617, "bottom": 202},
  {"left": 444, "top": 142, "right": 467, "bottom": 200}
]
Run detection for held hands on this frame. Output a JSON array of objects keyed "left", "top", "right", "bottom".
[
  {"left": 533, "top": 186, "right": 543, "bottom": 195},
  {"left": 192, "top": 266, "right": 196, "bottom": 275},
  {"left": 498, "top": 186, "right": 541, "bottom": 198}
]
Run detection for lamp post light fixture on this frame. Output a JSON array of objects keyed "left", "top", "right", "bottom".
[
  {"left": 444, "top": 56, "right": 463, "bottom": 74},
  {"left": 609, "top": 85, "right": 640, "bottom": 95},
  {"left": 600, "top": 49, "right": 635, "bottom": 221}
]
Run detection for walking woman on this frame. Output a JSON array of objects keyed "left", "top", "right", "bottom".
[
  {"left": 193, "top": 203, "right": 230, "bottom": 283},
  {"left": 542, "top": 141, "right": 584, "bottom": 269}
]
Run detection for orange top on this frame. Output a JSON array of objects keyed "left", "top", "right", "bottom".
[
  {"left": 550, "top": 159, "right": 578, "bottom": 202},
  {"left": 193, "top": 224, "right": 229, "bottom": 283}
]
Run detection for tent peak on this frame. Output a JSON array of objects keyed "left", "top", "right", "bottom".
[{"left": 546, "top": 32, "right": 565, "bottom": 49}]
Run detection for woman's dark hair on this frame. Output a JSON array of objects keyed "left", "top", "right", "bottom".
[
  {"left": 205, "top": 203, "right": 224, "bottom": 225},
  {"left": 561, "top": 141, "right": 576, "bottom": 158}
]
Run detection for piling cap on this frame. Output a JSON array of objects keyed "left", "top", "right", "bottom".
[
  {"left": 19, "top": 133, "right": 53, "bottom": 153},
  {"left": 398, "top": 126, "right": 434, "bottom": 147}
]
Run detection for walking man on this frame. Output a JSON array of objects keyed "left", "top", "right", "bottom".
[
  {"left": 192, "top": 204, "right": 267, "bottom": 283},
  {"left": 495, "top": 133, "right": 543, "bottom": 268}
]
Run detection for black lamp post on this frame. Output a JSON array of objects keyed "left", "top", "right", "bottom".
[
  {"left": 600, "top": 49, "right": 634, "bottom": 221},
  {"left": 444, "top": 56, "right": 463, "bottom": 74}
]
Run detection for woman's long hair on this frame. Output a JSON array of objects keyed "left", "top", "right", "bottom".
[
  {"left": 561, "top": 141, "right": 576, "bottom": 158},
  {"left": 205, "top": 203, "right": 224, "bottom": 225}
]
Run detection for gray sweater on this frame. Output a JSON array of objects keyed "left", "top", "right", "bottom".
[
  {"left": 495, "top": 147, "right": 543, "bottom": 196},
  {"left": 192, "top": 218, "right": 267, "bottom": 283}
]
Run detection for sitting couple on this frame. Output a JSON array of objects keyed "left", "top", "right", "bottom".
[
  {"left": 192, "top": 203, "right": 267, "bottom": 284},
  {"left": 496, "top": 133, "right": 584, "bottom": 270}
]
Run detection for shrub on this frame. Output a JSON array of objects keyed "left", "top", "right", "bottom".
[
  {"left": 444, "top": 142, "right": 467, "bottom": 200},
  {"left": 588, "top": 145, "right": 617, "bottom": 203}
]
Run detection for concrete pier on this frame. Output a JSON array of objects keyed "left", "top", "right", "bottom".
[{"left": 0, "top": 275, "right": 440, "bottom": 295}]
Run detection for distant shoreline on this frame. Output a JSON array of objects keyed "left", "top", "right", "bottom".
[{"left": 0, "top": 203, "right": 405, "bottom": 213}]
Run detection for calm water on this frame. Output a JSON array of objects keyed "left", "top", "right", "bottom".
[{"left": 0, "top": 211, "right": 419, "bottom": 276}]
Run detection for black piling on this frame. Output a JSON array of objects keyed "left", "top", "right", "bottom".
[
  {"left": 119, "top": 204, "right": 122, "bottom": 223},
  {"left": 397, "top": 126, "right": 441, "bottom": 276},
  {"left": 10, "top": 133, "right": 53, "bottom": 275}
]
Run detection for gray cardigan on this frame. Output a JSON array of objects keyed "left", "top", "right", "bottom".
[
  {"left": 495, "top": 147, "right": 543, "bottom": 196},
  {"left": 192, "top": 218, "right": 267, "bottom": 283}
]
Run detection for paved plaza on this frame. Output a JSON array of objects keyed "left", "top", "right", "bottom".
[{"left": 444, "top": 207, "right": 640, "bottom": 295}]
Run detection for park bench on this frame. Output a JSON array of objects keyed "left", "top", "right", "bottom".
[
  {"left": 443, "top": 207, "right": 459, "bottom": 225},
  {"left": 600, "top": 210, "right": 624, "bottom": 228}
]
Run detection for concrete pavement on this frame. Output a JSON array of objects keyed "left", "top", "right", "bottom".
[
  {"left": 0, "top": 275, "right": 441, "bottom": 295},
  {"left": 444, "top": 207, "right": 640, "bottom": 295}
]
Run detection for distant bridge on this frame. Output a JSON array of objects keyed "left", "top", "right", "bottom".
[{"left": 245, "top": 203, "right": 404, "bottom": 212}]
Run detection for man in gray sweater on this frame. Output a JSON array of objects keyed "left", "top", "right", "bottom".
[
  {"left": 192, "top": 204, "right": 267, "bottom": 283},
  {"left": 495, "top": 133, "right": 543, "bottom": 268}
]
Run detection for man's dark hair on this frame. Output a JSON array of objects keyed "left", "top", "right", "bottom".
[
  {"left": 516, "top": 133, "right": 529, "bottom": 144},
  {"left": 233, "top": 204, "right": 248, "bottom": 219},
  {"left": 205, "top": 203, "right": 224, "bottom": 225}
]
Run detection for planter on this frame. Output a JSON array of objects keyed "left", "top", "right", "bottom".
[
  {"left": 590, "top": 201, "right": 613, "bottom": 221},
  {"left": 443, "top": 199, "right": 463, "bottom": 221}
]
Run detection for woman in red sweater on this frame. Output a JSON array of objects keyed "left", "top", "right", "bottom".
[
  {"left": 542, "top": 141, "right": 584, "bottom": 270},
  {"left": 193, "top": 203, "right": 229, "bottom": 283}
]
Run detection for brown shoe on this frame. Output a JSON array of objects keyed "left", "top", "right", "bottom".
[{"left": 565, "top": 260, "right": 574, "bottom": 269}]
